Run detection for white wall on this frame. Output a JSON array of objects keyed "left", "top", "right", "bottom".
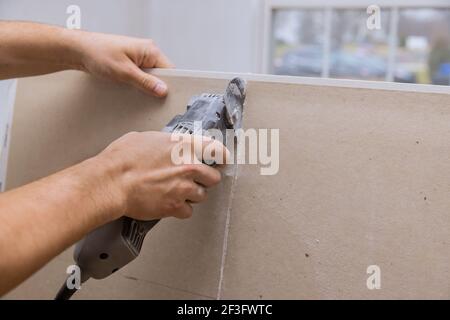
[
  {"left": 148, "top": 0, "right": 262, "bottom": 73},
  {"left": 0, "top": 0, "right": 152, "bottom": 37},
  {"left": 0, "top": 0, "right": 260, "bottom": 72}
]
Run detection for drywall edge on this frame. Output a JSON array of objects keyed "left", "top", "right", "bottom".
[{"left": 149, "top": 68, "right": 450, "bottom": 95}]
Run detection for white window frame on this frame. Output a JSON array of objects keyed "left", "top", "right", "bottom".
[{"left": 260, "top": 0, "right": 450, "bottom": 82}]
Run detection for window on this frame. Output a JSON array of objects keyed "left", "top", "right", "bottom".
[
  {"left": 396, "top": 9, "right": 450, "bottom": 85},
  {"left": 269, "top": 1, "right": 450, "bottom": 86},
  {"left": 330, "top": 9, "right": 391, "bottom": 81},
  {"left": 272, "top": 10, "right": 324, "bottom": 77}
]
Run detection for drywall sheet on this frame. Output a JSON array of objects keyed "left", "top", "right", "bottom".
[
  {"left": 3, "top": 70, "right": 450, "bottom": 299},
  {"left": 4, "top": 71, "right": 232, "bottom": 300},
  {"left": 220, "top": 80, "right": 450, "bottom": 299}
]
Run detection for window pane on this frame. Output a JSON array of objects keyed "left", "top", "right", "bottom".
[
  {"left": 396, "top": 9, "right": 450, "bottom": 85},
  {"left": 272, "top": 9, "right": 324, "bottom": 77},
  {"left": 330, "top": 9, "right": 391, "bottom": 81}
]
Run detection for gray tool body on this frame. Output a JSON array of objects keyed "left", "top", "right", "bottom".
[{"left": 58, "top": 78, "right": 246, "bottom": 298}]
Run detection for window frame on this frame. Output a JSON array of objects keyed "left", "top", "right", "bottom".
[{"left": 261, "top": 0, "right": 450, "bottom": 83}]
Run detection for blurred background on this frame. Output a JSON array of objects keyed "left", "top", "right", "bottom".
[
  {"left": 272, "top": 3, "right": 450, "bottom": 85},
  {"left": 0, "top": 0, "right": 449, "bottom": 85}
]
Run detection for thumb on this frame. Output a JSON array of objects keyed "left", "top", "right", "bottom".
[
  {"left": 193, "top": 135, "right": 231, "bottom": 166},
  {"left": 126, "top": 65, "right": 168, "bottom": 97}
]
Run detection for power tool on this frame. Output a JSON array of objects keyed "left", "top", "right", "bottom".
[{"left": 55, "top": 77, "right": 246, "bottom": 300}]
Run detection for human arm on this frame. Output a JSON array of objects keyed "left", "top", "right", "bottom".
[
  {"left": 0, "top": 21, "right": 173, "bottom": 97},
  {"left": 0, "top": 132, "right": 228, "bottom": 295}
]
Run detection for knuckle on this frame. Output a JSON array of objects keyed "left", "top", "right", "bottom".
[
  {"left": 181, "top": 164, "right": 199, "bottom": 176},
  {"left": 177, "top": 181, "right": 194, "bottom": 195},
  {"left": 141, "top": 40, "right": 160, "bottom": 63},
  {"left": 149, "top": 45, "right": 160, "bottom": 56},
  {"left": 167, "top": 199, "right": 184, "bottom": 211}
]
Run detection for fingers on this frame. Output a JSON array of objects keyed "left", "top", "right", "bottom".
[
  {"left": 173, "top": 202, "right": 193, "bottom": 219},
  {"left": 178, "top": 164, "right": 221, "bottom": 188},
  {"left": 170, "top": 134, "right": 230, "bottom": 186},
  {"left": 193, "top": 165, "right": 222, "bottom": 188},
  {"left": 200, "top": 137, "right": 230, "bottom": 166},
  {"left": 125, "top": 64, "right": 168, "bottom": 97},
  {"left": 125, "top": 39, "right": 174, "bottom": 96},
  {"left": 140, "top": 40, "right": 174, "bottom": 69},
  {"left": 169, "top": 177, "right": 208, "bottom": 220},
  {"left": 170, "top": 134, "right": 231, "bottom": 166},
  {"left": 153, "top": 49, "right": 174, "bottom": 69},
  {"left": 188, "top": 135, "right": 230, "bottom": 166},
  {"left": 180, "top": 182, "right": 207, "bottom": 203}
]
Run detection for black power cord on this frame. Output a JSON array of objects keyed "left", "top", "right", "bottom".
[{"left": 55, "top": 278, "right": 79, "bottom": 300}]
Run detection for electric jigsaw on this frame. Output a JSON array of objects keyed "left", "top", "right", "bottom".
[{"left": 55, "top": 77, "right": 246, "bottom": 299}]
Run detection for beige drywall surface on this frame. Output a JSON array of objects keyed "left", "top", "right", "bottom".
[
  {"left": 4, "top": 71, "right": 232, "bottom": 300},
  {"left": 221, "top": 81, "right": 450, "bottom": 299},
  {"left": 4, "top": 70, "right": 450, "bottom": 299}
]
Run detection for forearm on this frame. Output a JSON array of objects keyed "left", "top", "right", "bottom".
[
  {"left": 0, "top": 156, "right": 124, "bottom": 295},
  {"left": 0, "top": 20, "right": 173, "bottom": 96},
  {"left": 0, "top": 21, "right": 82, "bottom": 79}
]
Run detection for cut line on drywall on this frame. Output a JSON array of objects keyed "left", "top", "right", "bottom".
[
  {"left": 216, "top": 92, "right": 247, "bottom": 300},
  {"left": 216, "top": 162, "right": 239, "bottom": 300}
]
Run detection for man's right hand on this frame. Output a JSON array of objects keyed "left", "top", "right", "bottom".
[
  {"left": 0, "top": 130, "right": 229, "bottom": 296},
  {"left": 93, "top": 131, "right": 229, "bottom": 222}
]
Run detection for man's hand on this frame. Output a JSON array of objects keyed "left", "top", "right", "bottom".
[
  {"left": 75, "top": 32, "right": 173, "bottom": 97},
  {"left": 0, "top": 21, "right": 173, "bottom": 97},
  {"left": 0, "top": 131, "right": 229, "bottom": 295},
  {"left": 95, "top": 131, "right": 229, "bottom": 221}
]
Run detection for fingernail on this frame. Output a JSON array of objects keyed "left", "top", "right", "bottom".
[
  {"left": 198, "top": 187, "right": 206, "bottom": 196},
  {"left": 153, "top": 81, "right": 168, "bottom": 96}
]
